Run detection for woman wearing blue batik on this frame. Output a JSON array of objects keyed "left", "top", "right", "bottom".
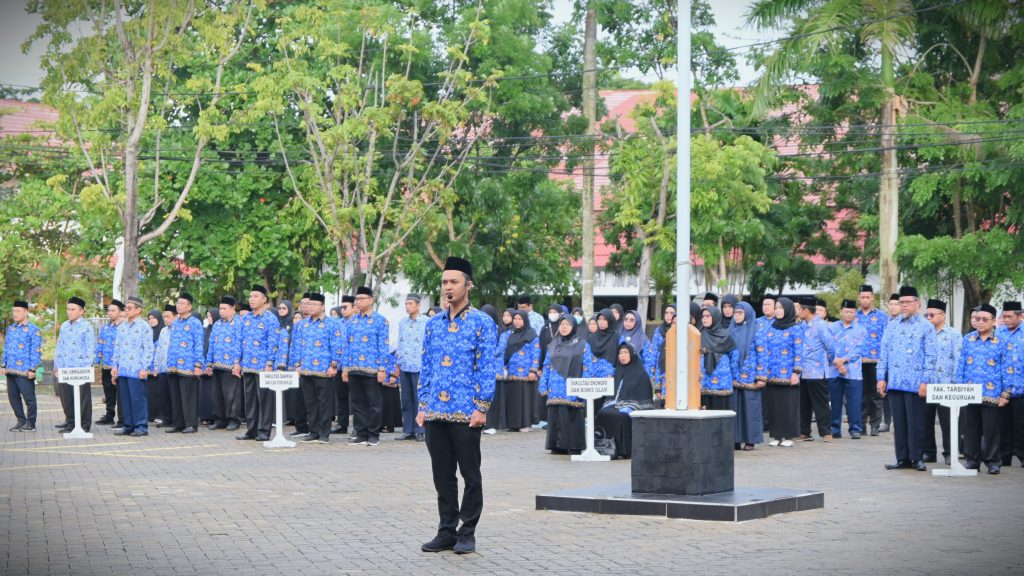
[
  {"left": 539, "top": 315, "right": 597, "bottom": 455},
  {"left": 756, "top": 297, "right": 805, "bottom": 448},
  {"left": 699, "top": 306, "right": 738, "bottom": 411},
  {"left": 644, "top": 304, "right": 677, "bottom": 398},
  {"left": 498, "top": 311, "right": 540, "bottom": 432},
  {"left": 730, "top": 302, "right": 763, "bottom": 449}
]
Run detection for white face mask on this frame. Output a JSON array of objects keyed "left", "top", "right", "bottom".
[
  {"left": 548, "top": 312, "right": 560, "bottom": 323},
  {"left": 573, "top": 313, "right": 584, "bottom": 324}
]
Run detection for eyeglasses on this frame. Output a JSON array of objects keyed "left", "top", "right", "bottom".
[
  {"left": 898, "top": 299, "right": 917, "bottom": 305},
  {"left": 925, "top": 312, "right": 942, "bottom": 318}
]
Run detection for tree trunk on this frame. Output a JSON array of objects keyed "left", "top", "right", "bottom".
[
  {"left": 636, "top": 229, "right": 653, "bottom": 322},
  {"left": 580, "top": 6, "right": 597, "bottom": 317},
  {"left": 878, "top": 45, "right": 900, "bottom": 300},
  {"left": 960, "top": 276, "right": 987, "bottom": 334},
  {"left": 121, "top": 142, "right": 140, "bottom": 298}
]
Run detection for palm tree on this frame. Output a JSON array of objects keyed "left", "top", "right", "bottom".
[{"left": 746, "top": 0, "right": 916, "bottom": 298}]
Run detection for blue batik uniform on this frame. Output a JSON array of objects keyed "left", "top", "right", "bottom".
[
  {"left": 701, "top": 349, "right": 740, "bottom": 396},
  {"left": 166, "top": 315, "right": 205, "bottom": 375},
  {"left": 802, "top": 317, "right": 835, "bottom": 379},
  {"left": 418, "top": 306, "right": 499, "bottom": 421},
  {"left": 733, "top": 340, "right": 759, "bottom": 390},
  {"left": 590, "top": 355, "right": 614, "bottom": 379},
  {"left": 538, "top": 343, "right": 598, "bottom": 408},
  {"left": 112, "top": 318, "right": 155, "bottom": 378},
  {"left": 2, "top": 321, "right": 43, "bottom": 377},
  {"left": 932, "top": 326, "right": 961, "bottom": 385},
  {"left": 957, "top": 332, "right": 1010, "bottom": 405},
  {"left": 345, "top": 311, "right": 389, "bottom": 377},
  {"left": 855, "top": 308, "right": 887, "bottom": 365},
  {"left": 877, "top": 314, "right": 936, "bottom": 392},
  {"left": 494, "top": 331, "right": 511, "bottom": 376},
  {"left": 503, "top": 337, "right": 541, "bottom": 380},
  {"left": 239, "top": 310, "right": 280, "bottom": 373},
  {"left": 997, "top": 325, "right": 1023, "bottom": 397},
  {"left": 397, "top": 314, "right": 428, "bottom": 373},
  {"left": 206, "top": 316, "right": 242, "bottom": 371},
  {"left": 95, "top": 321, "right": 119, "bottom": 369},
  {"left": 289, "top": 316, "right": 344, "bottom": 376},
  {"left": 54, "top": 318, "right": 97, "bottom": 370},
  {"left": 283, "top": 318, "right": 304, "bottom": 370},
  {"left": 644, "top": 330, "right": 665, "bottom": 388},
  {"left": 827, "top": 321, "right": 866, "bottom": 381},
  {"left": 153, "top": 326, "right": 171, "bottom": 373},
  {"left": 755, "top": 324, "right": 805, "bottom": 384}
]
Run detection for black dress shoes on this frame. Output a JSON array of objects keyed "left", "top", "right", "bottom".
[
  {"left": 421, "top": 530, "right": 457, "bottom": 552},
  {"left": 255, "top": 434, "right": 270, "bottom": 441},
  {"left": 884, "top": 460, "right": 912, "bottom": 470},
  {"left": 987, "top": 464, "right": 1001, "bottom": 474},
  {"left": 913, "top": 460, "right": 927, "bottom": 471},
  {"left": 453, "top": 535, "right": 476, "bottom": 555},
  {"left": 225, "top": 422, "right": 240, "bottom": 431},
  {"left": 962, "top": 459, "right": 980, "bottom": 470},
  {"left": 236, "top": 434, "right": 255, "bottom": 440},
  {"left": 922, "top": 454, "right": 937, "bottom": 463},
  {"left": 182, "top": 427, "right": 197, "bottom": 433}
]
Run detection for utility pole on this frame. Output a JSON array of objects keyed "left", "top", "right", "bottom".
[
  {"left": 675, "top": 0, "right": 691, "bottom": 410},
  {"left": 878, "top": 43, "right": 900, "bottom": 299},
  {"left": 581, "top": 5, "right": 597, "bottom": 317}
]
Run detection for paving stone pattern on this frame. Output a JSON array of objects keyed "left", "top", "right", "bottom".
[{"left": 1, "top": 391, "right": 1022, "bottom": 575}]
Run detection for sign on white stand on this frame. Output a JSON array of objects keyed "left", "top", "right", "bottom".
[
  {"left": 567, "top": 377, "right": 615, "bottom": 462},
  {"left": 59, "top": 368, "right": 95, "bottom": 440},
  {"left": 260, "top": 371, "right": 300, "bottom": 449},
  {"left": 927, "top": 383, "right": 983, "bottom": 477}
]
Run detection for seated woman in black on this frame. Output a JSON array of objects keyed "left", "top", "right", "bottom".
[{"left": 595, "top": 343, "right": 655, "bottom": 459}]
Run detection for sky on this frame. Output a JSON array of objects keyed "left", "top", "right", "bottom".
[{"left": 0, "top": 1, "right": 778, "bottom": 92}]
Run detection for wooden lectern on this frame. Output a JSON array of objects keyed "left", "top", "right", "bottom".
[{"left": 663, "top": 323, "right": 701, "bottom": 410}]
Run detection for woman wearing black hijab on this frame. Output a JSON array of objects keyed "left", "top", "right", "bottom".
[
  {"left": 539, "top": 315, "right": 597, "bottom": 454},
  {"left": 588, "top": 309, "right": 619, "bottom": 378},
  {"left": 534, "top": 303, "right": 563, "bottom": 427},
  {"left": 609, "top": 303, "right": 626, "bottom": 331},
  {"left": 146, "top": 310, "right": 165, "bottom": 422},
  {"left": 758, "top": 297, "right": 805, "bottom": 448},
  {"left": 595, "top": 343, "right": 655, "bottom": 459},
  {"left": 721, "top": 294, "right": 739, "bottom": 321},
  {"left": 499, "top": 308, "right": 515, "bottom": 334},
  {"left": 498, "top": 310, "right": 541, "bottom": 431},
  {"left": 698, "top": 306, "right": 738, "bottom": 411}
]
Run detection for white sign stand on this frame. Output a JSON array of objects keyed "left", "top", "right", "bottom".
[
  {"left": 260, "top": 371, "right": 300, "bottom": 449},
  {"left": 59, "top": 368, "right": 95, "bottom": 440},
  {"left": 567, "top": 377, "right": 615, "bottom": 462},
  {"left": 927, "top": 383, "right": 983, "bottom": 477}
]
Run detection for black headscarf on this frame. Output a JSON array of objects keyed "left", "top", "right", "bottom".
[
  {"left": 147, "top": 310, "right": 164, "bottom": 343},
  {"left": 700, "top": 306, "right": 735, "bottom": 373},
  {"left": 588, "top": 309, "right": 619, "bottom": 364},
  {"left": 772, "top": 297, "right": 798, "bottom": 330},
  {"left": 539, "top": 304, "right": 562, "bottom": 362},
  {"left": 547, "top": 314, "right": 587, "bottom": 379},
  {"left": 729, "top": 301, "right": 757, "bottom": 365},
  {"left": 721, "top": 294, "right": 739, "bottom": 319},
  {"left": 690, "top": 300, "right": 703, "bottom": 326},
  {"left": 505, "top": 310, "right": 538, "bottom": 364},
  {"left": 658, "top": 304, "right": 679, "bottom": 374},
  {"left": 499, "top": 307, "right": 516, "bottom": 334},
  {"left": 612, "top": 343, "right": 654, "bottom": 408},
  {"left": 278, "top": 300, "right": 294, "bottom": 330},
  {"left": 609, "top": 303, "right": 625, "bottom": 330},
  {"left": 479, "top": 304, "right": 498, "bottom": 327}
]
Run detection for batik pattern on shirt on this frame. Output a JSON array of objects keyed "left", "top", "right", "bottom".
[
  {"left": 54, "top": 319, "right": 96, "bottom": 370},
  {"left": 344, "top": 311, "right": 390, "bottom": 376},
  {"left": 701, "top": 349, "right": 739, "bottom": 395},
  {"left": 112, "top": 318, "right": 154, "bottom": 378},
  {"left": 931, "top": 325, "right": 962, "bottom": 386},
  {"left": 206, "top": 316, "right": 242, "bottom": 370},
  {"left": 397, "top": 314, "right": 428, "bottom": 373},
  {"left": 153, "top": 326, "right": 171, "bottom": 373},
  {"left": 755, "top": 324, "right": 805, "bottom": 384},
  {"left": 418, "top": 307, "right": 498, "bottom": 422},
  {"left": 503, "top": 337, "right": 541, "bottom": 381},
  {"left": 538, "top": 342, "right": 598, "bottom": 409},
  {"left": 166, "top": 315, "right": 206, "bottom": 375},
  {"left": 997, "top": 325, "right": 1023, "bottom": 397},
  {"left": 289, "top": 316, "right": 343, "bottom": 376},
  {"left": 827, "top": 321, "right": 866, "bottom": 380},
  {"left": 239, "top": 309, "right": 281, "bottom": 373},
  {"left": 2, "top": 322, "right": 42, "bottom": 377},
  {"left": 956, "top": 331, "right": 1010, "bottom": 405},
  {"left": 801, "top": 317, "right": 835, "bottom": 379},
  {"left": 877, "top": 314, "right": 936, "bottom": 393},
  {"left": 733, "top": 340, "right": 759, "bottom": 390},
  {"left": 855, "top": 308, "right": 888, "bottom": 364},
  {"left": 94, "top": 322, "right": 119, "bottom": 369},
  {"left": 643, "top": 329, "right": 665, "bottom": 388}
]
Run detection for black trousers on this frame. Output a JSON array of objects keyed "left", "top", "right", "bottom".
[
  {"left": 890, "top": 390, "right": 925, "bottom": 463},
  {"left": 58, "top": 380, "right": 93, "bottom": 430},
  {"left": 100, "top": 368, "right": 122, "bottom": 424},
  {"left": 998, "top": 396, "right": 1024, "bottom": 464},
  {"left": 799, "top": 378, "right": 831, "bottom": 437},
  {"left": 334, "top": 373, "right": 350, "bottom": 431},
  {"left": 301, "top": 375, "right": 334, "bottom": 440},
  {"left": 962, "top": 403, "right": 1002, "bottom": 465},
  {"left": 861, "top": 362, "right": 882, "bottom": 430},
  {"left": 349, "top": 373, "right": 383, "bottom": 441},
  {"left": 922, "top": 403, "right": 950, "bottom": 458},
  {"left": 157, "top": 373, "right": 174, "bottom": 423},
  {"left": 425, "top": 420, "right": 483, "bottom": 537},
  {"left": 211, "top": 369, "right": 243, "bottom": 425},
  {"left": 242, "top": 373, "right": 275, "bottom": 438},
  {"left": 285, "top": 387, "right": 308, "bottom": 433},
  {"left": 168, "top": 373, "right": 199, "bottom": 430}
]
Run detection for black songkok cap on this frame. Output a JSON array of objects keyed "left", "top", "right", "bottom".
[
  {"left": 178, "top": 292, "right": 194, "bottom": 304},
  {"left": 67, "top": 296, "right": 86, "bottom": 308},
  {"left": 356, "top": 286, "right": 373, "bottom": 298},
  {"left": 816, "top": 298, "right": 827, "bottom": 308},
  {"left": 889, "top": 293, "right": 900, "bottom": 302},
  {"left": 975, "top": 303, "right": 997, "bottom": 317},
  {"left": 406, "top": 293, "right": 422, "bottom": 303},
  {"left": 898, "top": 286, "right": 919, "bottom": 298},
  {"left": 841, "top": 299, "right": 857, "bottom": 309},
  {"left": 239, "top": 303, "right": 252, "bottom": 312},
  {"left": 250, "top": 284, "right": 268, "bottom": 296},
  {"left": 1002, "top": 301, "right": 1022, "bottom": 312},
  {"left": 926, "top": 299, "right": 946, "bottom": 312},
  {"left": 110, "top": 299, "right": 125, "bottom": 310},
  {"left": 704, "top": 292, "right": 719, "bottom": 303},
  {"left": 859, "top": 284, "right": 873, "bottom": 293},
  {"left": 799, "top": 296, "right": 817, "bottom": 308},
  {"left": 308, "top": 292, "right": 326, "bottom": 303},
  {"left": 444, "top": 256, "right": 474, "bottom": 280},
  {"left": 301, "top": 292, "right": 312, "bottom": 300},
  {"left": 762, "top": 294, "right": 776, "bottom": 302},
  {"left": 220, "top": 295, "right": 237, "bottom": 307},
  {"left": 164, "top": 304, "right": 176, "bottom": 313},
  {"left": 518, "top": 295, "right": 532, "bottom": 305},
  {"left": 13, "top": 299, "right": 29, "bottom": 309},
  {"left": 342, "top": 295, "right": 355, "bottom": 304}
]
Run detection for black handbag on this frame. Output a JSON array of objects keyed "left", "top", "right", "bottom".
[{"left": 594, "top": 426, "right": 617, "bottom": 457}]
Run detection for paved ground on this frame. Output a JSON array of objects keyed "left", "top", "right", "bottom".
[{"left": 1, "top": 389, "right": 1022, "bottom": 575}]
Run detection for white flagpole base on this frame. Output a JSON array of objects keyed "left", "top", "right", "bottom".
[
  {"left": 63, "top": 382, "right": 93, "bottom": 440},
  {"left": 263, "top": 387, "right": 295, "bottom": 449}
]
